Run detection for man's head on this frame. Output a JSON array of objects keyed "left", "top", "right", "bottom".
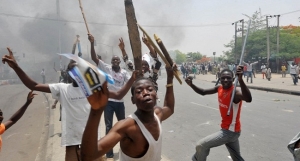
[
  {"left": 292, "top": 62, "right": 295, "bottom": 66},
  {"left": 131, "top": 78, "right": 157, "bottom": 111},
  {"left": 142, "top": 60, "right": 150, "bottom": 73},
  {"left": 248, "top": 61, "right": 251, "bottom": 64},
  {"left": 111, "top": 55, "right": 121, "bottom": 67},
  {"left": 220, "top": 69, "right": 234, "bottom": 89}
]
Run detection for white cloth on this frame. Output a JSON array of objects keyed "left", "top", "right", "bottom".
[
  {"left": 243, "top": 61, "right": 258, "bottom": 71},
  {"left": 49, "top": 83, "right": 101, "bottom": 146},
  {"left": 97, "top": 59, "right": 130, "bottom": 102},
  {"left": 119, "top": 113, "right": 162, "bottom": 161},
  {"left": 261, "top": 65, "right": 266, "bottom": 73},
  {"left": 142, "top": 53, "right": 151, "bottom": 67},
  {"left": 290, "top": 65, "right": 297, "bottom": 74}
]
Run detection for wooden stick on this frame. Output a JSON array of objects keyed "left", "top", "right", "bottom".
[
  {"left": 137, "top": 24, "right": 182, "bottom": 84},
  {"left": 124, "top": 0, "right": 142, "bottom": 74},
  {"left": 78, "top": 0, "right": 90, "bottom": 34},
  {"left": 154, "top": 34, "right": 182, "bottom": 84}
]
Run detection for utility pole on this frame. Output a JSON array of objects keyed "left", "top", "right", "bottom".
[
  {"left": 266, "top": 16, "right": 271, "bottom": 67},
  {"left": 213, "top": 52, "right": 216, "bottom": 63},
  {"left": 232, "top": 19, "right": 244, "bottom": 64},
  {"left": 276, "top": 15, "right": 280, "bottom": 73}
]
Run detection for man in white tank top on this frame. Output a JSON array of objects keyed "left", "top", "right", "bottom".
[{"left": 81, "top": 65, "right": 176, "bottom": 161}]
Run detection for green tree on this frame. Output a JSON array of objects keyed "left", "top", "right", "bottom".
[
  {"left": 174, "top": 50, "right": 186, "bottom": 64},
  {"left": 224, "top": 10, "right": 300, "bottom": 63},
  {"left": 186, "top": 51, "right": 202, "bottom": 62}
]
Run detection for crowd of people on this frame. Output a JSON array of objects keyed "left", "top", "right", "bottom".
[
  {"left": 181, "top": 60, "right": 300, "bottom": 86},
  {"left": 0, "top": 35, "right": 299, "bottom": 161},
  {"left": 0, "top": 31, "right": 258, "bottom": 161}
]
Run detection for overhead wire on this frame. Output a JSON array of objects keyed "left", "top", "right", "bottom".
[
  {"left": 0, "top": 12, "right": 231, "bottom": 28},
  {"left": 0, "top": 9, "right": 299, "bottom": 28}
]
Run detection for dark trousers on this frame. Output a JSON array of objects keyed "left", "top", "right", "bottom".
[
  {"left": 104, "top": 101, "right": 125, "bottom": 158},
  {"left": 291, "top": 74, "right": 297, "bottom": 85}
]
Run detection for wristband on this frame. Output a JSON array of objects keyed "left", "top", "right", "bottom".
[{"left": 166, "top": 83, "right": 173, "bottom": 87}]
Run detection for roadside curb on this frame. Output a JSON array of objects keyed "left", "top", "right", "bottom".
[{"left": 211, "top": 81, "right": 300, "bottom": 96}]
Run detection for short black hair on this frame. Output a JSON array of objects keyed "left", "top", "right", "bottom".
[
  {"left": 220, "top": 69, "right": 234, "bottom": 77},
  {"left": 131, "top": 77, "right": 156, "bottom": 95}
]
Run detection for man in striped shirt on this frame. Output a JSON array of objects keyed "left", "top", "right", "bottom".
[{"left": 185, "top": 66, "right": 252, "bottom": 161}]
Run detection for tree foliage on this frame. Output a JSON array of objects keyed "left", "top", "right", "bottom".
[
  {"left": 186, "top": 51, "right": 202, "bottom": 62},
  {"left": 224, "top": 10, "right": 300, "bottom": 63},
  {"left": 174, "top": 50, "right": 186, "bottom": 64}
]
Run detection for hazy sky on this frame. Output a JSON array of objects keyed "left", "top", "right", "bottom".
[{"left": 0, "top": 0, "right": 299, "bottom": 60}]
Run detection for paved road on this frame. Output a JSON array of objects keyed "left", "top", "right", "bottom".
[
  {"left": 150, "top": 75, "right": 298, "bottom": 161},
  {"left": 0, "top": 84, "right": 49, "bottom": 161},
  {"left": 0, "top": 72, "right": 298, "bottom": 161}
]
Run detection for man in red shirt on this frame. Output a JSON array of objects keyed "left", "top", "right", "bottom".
[{"left": 185, "top": 66, "right": 252, "bottom": 161}]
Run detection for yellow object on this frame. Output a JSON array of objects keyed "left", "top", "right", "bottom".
[{"left": 166, "top": 83, "right": 173, "bottom": 87}]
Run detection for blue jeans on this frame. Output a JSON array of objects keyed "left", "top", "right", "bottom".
[
  {"left": 246, "top": 71, "right": 252, "bottom": 83},
  {"left": 104, "top": 101, "right": 125, "bottom": 158},
  {"left": 192, "top": 129, "right": 244, "bottom": 161}
]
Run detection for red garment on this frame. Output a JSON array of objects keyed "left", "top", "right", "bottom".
[
  {"left": 243, "top": 65, "right": 247, "bottom": 72},
  {"left": 218, "top": 86, "right": 242, "bottom": 132}
]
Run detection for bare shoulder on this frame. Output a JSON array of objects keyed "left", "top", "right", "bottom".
[
  {"left": 154, "top": 106, "right": 163, "bottom": 120},
  {"left": 112, "top": 117, "right": 139, "bottom": 133}
]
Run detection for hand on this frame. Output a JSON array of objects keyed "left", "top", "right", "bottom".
[
  {"left": 67, "top": 60, "right": 77, "bottom": 70},
  {"left": 236, "top": 65, "right": 244, "bottom": 80},
  {"left": 185, "top": 76, "right": 193, "bottom": 86},
  {"left": 166, "top": 64, "right": 175, "bottom": 79},
  {"left": 87, "top": 82, "right": 109, "bottom": 110},
  {"left": 118, "top": 38, "right": 125, "bottom": 50},
  {"left": 27, "top": 90, "right": 37, "bottom": 103},
  {"left": 142, "top": 34, "right": 150, "bottom": 46},
  {"left": 131, "top": 70, "right": 139, "bottom": 81},
  {"left": 88, "top": 34, "right": 94, "bottom": 43},
  {"left": 2, "top": 48, "right": 18, "bottom": 69}
]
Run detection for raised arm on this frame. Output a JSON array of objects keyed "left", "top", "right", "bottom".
[
  {"left": 142, "top": 35, "right": 161, "bottom": 80},
  {"left": 142, "top": 35, "right": 157, "bottom": 58},
  {"left": 118, "top": 38, "right": 134, "bottom": 71},
  {"left": 88, "top": 34, "right": 99, "bottom": 66},
  {"left": 185, "top": 76, "right": 219, "bottom": 95},
  {"left": 81, "top": 82, "right": 125, "bottom": 160},
  {"left": 2, "top": 48, "right": 50, "bottom": 93},
  {"left": 155, "top": 65, "right": 175, "bottom": 121},
  {"left": 4, "top": 91, "right": 36, "bottom": 130},
  {"left": 234, "top": 66, "right": 252, "bottom": 103},
  {"left": 109, "top": 71, "right": 138, "bottom": 100}
]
